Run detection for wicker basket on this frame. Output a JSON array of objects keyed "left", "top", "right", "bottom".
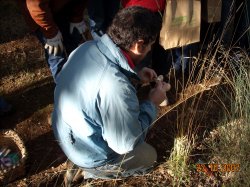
[{"left": 0, "top": 130, "right": 27, "bottom": 185}]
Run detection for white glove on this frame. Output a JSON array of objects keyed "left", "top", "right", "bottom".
[
  {"left": 44, "top": 31, "right": 64, "bottom": 56},
  {"left": 70, "top": 21, "right": 87, "bottom": 40}
]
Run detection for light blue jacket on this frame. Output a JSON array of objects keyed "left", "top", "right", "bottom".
[{"left": 52, "top": 34, "right": 157, "bottom": 168}]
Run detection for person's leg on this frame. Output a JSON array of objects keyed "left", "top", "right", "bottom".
[
  {"left": 112, "top": 142, "right": 157, "bottom": 176},
  {"left": 88, "top": 0, "right": 120, "bottom": 40},
  {"left": 151, "top": 42, "right": 172, "bottom": 76},
  {"left": 55, "top": 14, "right": 84, "bottom": 55},
  {"left": 88, "top": 0, "right": 105, "bottom": 40},
  {"left": 173, "top": 43, "right": 199, "bottom": 75},
  {"left": 103, "top": 0, "right": 121, "bottom": 32},
  {"left": 34, "top": 13, "right": 84, "bottom": 83},
  {"left": 83, "top": 142, "right": 157, "bottom": 179}
]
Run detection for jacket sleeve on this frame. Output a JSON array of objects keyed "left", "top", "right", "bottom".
[
  {"left": 26, "top": 0, "right": 58, "bottom": 38},
  {"left": 98, "top": 79, "right": 157, "bottom": 155}
]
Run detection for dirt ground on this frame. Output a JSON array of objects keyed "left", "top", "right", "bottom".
[
  {"left": 0, "top": 1, "right": 230, "bottom": 186},
  {"left": 0, "top": 1, "right": 177, "bottom": 186},
  {"left": 0, "top": 1, "right": 64, "bottom": 185},
  {"left": 0, "top": 32, "right": 180, "bottom": 186}
]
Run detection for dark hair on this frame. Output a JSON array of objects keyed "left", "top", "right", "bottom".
[{"left": 107, "top": 6, "right": 162, "bottom": 50}]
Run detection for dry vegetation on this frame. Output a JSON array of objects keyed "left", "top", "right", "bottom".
[{"left": 0, "top": 1, "right": 249, "bottom": 186}]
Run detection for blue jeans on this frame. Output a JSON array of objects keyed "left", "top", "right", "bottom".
[
  {"left": 172, "top": 43, "right": 199, "bottom": 74},
  {"left": 88, "top": 0, "right": 120, "bottom": 40},
  {"left": 136, "top": 43, "right": 198, "bottom": 76},
  {"left": 35, "top": 16, "right": 84, "bottom": 83}
]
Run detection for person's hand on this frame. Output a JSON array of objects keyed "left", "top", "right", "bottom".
[
  {"left": 70, "top": 20, "right": 87, "bottom": 41},
  {"left": 137, "top": 67, "right": 157, "bottom": 84},
  {"left": 44, "top": 31, "right": 64, "bottom": 56},
  {"left": 148, "top": 81, "right": 171, "bottom": 106}
]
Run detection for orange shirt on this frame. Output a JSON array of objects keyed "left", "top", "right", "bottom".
[
  {"left": 17, "top": 0, "right": 87, "bottom": 38},
  {"left": 121, "top": 49, "right": 135, "bottom": 69}
]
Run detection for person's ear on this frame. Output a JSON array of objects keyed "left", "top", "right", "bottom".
[{"left": 135, "top": 40, "right": 145, "bottom": 54}]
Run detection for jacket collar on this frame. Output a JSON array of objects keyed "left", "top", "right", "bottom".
[
  {"left": 97, "top": 34, "right": 141, "bottom": 87},
  {"left": 97, "top": 34, "right": 138, "bottom": 76},
  {"left": 120, "top": 49, "right": 135, "bottom": 69}
]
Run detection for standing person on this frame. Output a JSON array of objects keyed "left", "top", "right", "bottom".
[
  {"left": 17, "top": 0, "right": 88, "bottom": 83},
  {"left": 122, "top": 0, "right": 199, "bottom": 77},
  {"left": 52, "top": 7, "right": 170, "bottom": 185},
  {"left": 88, "top": 0, "right": 121, "bottom": 40}
]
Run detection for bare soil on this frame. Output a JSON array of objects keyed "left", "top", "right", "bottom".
[{"left": 0, "top": 32, "right": 180, "bottom": 186}]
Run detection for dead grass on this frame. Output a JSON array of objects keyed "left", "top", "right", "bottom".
[{"left": 203, "top": 55, "right": 250, "bottom": 186}]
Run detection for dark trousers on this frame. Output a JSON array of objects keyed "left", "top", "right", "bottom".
[
  {"left": 139, "top": 41, "right": 198, "bottom": 76},
  {"left": 88, "top": 0, "right": 120, "bottom": 39}
]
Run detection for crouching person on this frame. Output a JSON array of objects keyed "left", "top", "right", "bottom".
[{"left": 52, "top": 7, "right": 171, "bottom": 185}]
